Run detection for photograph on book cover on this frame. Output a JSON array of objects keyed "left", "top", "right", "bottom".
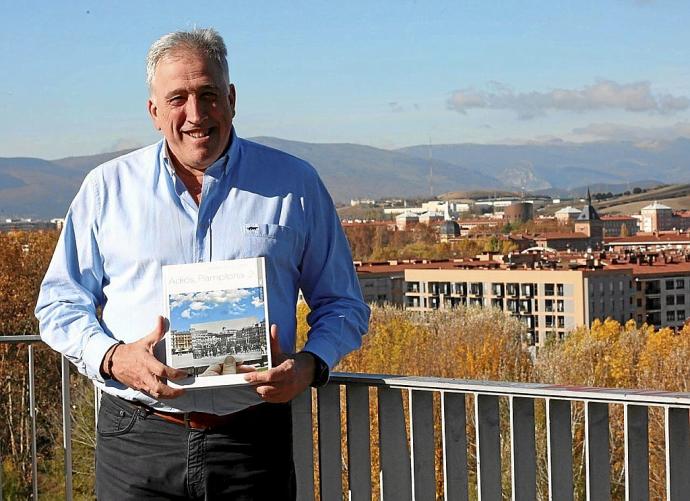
[{"left": 162, "top": 258, "right": 271, "bottom": 388}]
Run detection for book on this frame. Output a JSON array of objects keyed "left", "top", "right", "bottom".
[{"left": 161, "top": 257, "right": 271, "bottom": 389}]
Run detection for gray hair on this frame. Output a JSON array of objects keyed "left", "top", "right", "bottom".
[{"left": 146, "top": 28, "right": 229, "bottom": 89}]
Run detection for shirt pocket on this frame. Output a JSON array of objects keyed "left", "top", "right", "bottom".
[{"left": 235, "top": 224, "right": 299, "bottom": 262}]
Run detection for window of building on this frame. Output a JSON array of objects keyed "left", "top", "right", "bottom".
[
  {"left": 676, "top": 310, "right": 685, "bottom": 321},
  {"left": 557, "top": 300, "right": 564, "bottom": 312},
  {"left": 507, "top": 299, "right": 518, "bottom": 313},
  {"left": 557, "top": 316, "right": 565, "bottom": 328},
  {"left": 406, "top": 282, "right": 420, "bottom": 293},
  {"left": 470, "top": 282, "right": 483, "bottom": 295},
  {"left": 646, "top": 281, "right": 661, "bottom": 294},
  {"left": 491, "top": 283, "right": 504, "bottom": 296},
  {"left": 666, "top": 280, "right": 675, "bottom": 290},
  {"left": 507, "top": 283, "right": 519, "bottom": 296},
  {"left": 491, "top": 298, "right": 503, "bottom": 309},
  {"left": 545, "top": 299, "right": 554, "bottom": 312},
  {"left": 544, "top": 283, "right": 555, "bottom": 296},
  {"left": 667, "top": 310, "right": 676, "bottom": 322},
  {"left": 545, "top": 315, "right": 555, "bottom": 328},
  {"left": 469, "top": 297, "right": 483, "bottom": 307},
  {"left": 637, "top": 298, "right": 642, "bottom": 307},
  {"left": 677, "top": 295, "right": 686, "bottom": 305},
  {"left": 557, "top": 283, "right": 564, "bottom": 296},
  {"left": 677, "top": 279, "right": 685, "bottom": 289},
  {"left": 454, "top": 282, "right": 467, "bottom": 295},
  {"left": 666, "top": 295, "right": 676, "bottom": 306},
  {"left": 521, "top": 283, "right": 533, "bottom": 297}
]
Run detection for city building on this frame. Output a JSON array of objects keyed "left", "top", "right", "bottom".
[
  {"left": 601, "top": 215, "right": 638, "bottom": 237},
  {"left": 605, "top": 232, "right": 690, "bottom": 252},
  {"left": 640, "top": 202, "right": 673, "bottom": 233},
  {"left": 404, "top": 265, "right": 634, "bottom": 347},
  {"left": 0, "top": 218, "right": 58, "bottom": 232},
  {"left": 573, "top": 190, "right": 603, "bottom": 246},
  {"left": 503, "top": 202, "right": 533, "bottom": 224},
  {"left": 555, "top": 206, "right": 581, "bottom": 223},
  {"left": 395, "top": 211, "right": 419, "bottom": 230}
]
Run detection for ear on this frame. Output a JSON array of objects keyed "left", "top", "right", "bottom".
[
  {"left": 228, "top": 84, "right": 236, "bottom": 118},
  {"left": 147, "top": 98, "right": 161, "bottom": 130}
]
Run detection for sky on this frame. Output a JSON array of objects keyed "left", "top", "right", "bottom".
[
  {"left": 169, "top": 286, "right": 265, "bottom": 332},
  {"left": 2, "top": 0, "right": 690, "bottom": 159}
]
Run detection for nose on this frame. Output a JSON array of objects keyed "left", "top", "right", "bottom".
[{"left": 185, "top": 94, "right": 206, "bottom": 125}]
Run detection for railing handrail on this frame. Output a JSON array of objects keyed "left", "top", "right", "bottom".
[
  {"left": 0, "top": 335, "right": 42, "bottom": 343},
  {"left": 331, "top": 372, "right": 690, "bottom": 407}
]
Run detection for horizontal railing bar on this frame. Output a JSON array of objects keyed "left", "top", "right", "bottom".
[
  {"left": 0, "top": 335, "right": 42, "bottom": 343},
  {"left": 330, "top": 373, "right": 690, "bottom": 407}
]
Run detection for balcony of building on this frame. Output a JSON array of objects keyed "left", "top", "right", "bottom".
[{"left": 3, "top": 336, "right": 690, "bottom": 500}]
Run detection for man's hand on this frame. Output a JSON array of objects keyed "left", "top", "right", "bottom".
[
  {"left": 108, "top": 316, "right": 188, "bottom": 399},
  {"left": 244, "top": 325, "right": 315, "bottom": 403}
]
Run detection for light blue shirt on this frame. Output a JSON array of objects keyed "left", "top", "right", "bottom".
[{"left": 35, "top": 129, "right": 370, "bottom": 414}]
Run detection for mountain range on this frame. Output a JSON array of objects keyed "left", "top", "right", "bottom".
[{"left": 2, "top": 136, "right": 690, "bottom": 218}]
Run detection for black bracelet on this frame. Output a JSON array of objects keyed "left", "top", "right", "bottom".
[{"left": 106, "top": 341, "right": 124, "bottom": 380}]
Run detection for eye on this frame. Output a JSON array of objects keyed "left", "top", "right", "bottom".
[
  {"left": 202, "top": 91, "right": 217, "bottom": 100},
  {"left": 168, "top": 96, "right": 185, "bottom": 106}
]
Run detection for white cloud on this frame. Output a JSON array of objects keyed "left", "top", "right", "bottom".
[
  {"left": 572, "top": 121, "right": 690, "bottom": 141},
  {"left": 251, "top": 296, "right": 264, "bottom": 308},
  {"left": 181, "top": 309, "right": 191, "bottom": 319},
  {"left": 447, "top": 80, "right": 690, "bottom": 119},
  {"left": 189, "top": 301, "right": 210, "bottom": 311}
]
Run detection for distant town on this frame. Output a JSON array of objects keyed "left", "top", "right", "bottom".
[
  {"left": 9, "top": 182, "right": 690, "bottom": 350},
  {"left": 342, "top": 184, "right": 690, "bottom": 348}
]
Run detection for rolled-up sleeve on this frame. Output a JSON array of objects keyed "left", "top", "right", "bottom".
[
  {"left": 298, "top": 174, "right": 370, "bottom": 369},
  {"left": 35, "top": 170, "right": 117, "bottom": 382}
]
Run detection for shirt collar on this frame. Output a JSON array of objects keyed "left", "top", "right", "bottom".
[{"left": 160, "top": 127, "right": 239, "bottom": 180}]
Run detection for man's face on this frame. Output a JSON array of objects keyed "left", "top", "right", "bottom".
[{"left": 148, "top": 50, "right": 235, "bottom": 172}]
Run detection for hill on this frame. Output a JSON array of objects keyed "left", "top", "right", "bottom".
[
  {"left": 2, "top": 136, "right": 688, "bottom": 218},
  {"left": 398, "top": 139, "right": 690, "bottom": 191}
]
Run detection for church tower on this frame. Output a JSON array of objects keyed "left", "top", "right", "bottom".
[{"left": 574, "top": 188, "right": 603, "bottom": 246}]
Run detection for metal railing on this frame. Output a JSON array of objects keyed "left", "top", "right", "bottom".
[{"left": 3, "top": 338, "right": 690, "bottom": 500}]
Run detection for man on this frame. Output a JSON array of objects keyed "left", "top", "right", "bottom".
[{"left": 36, "top": 28, "right": 369, "bottom": 500}]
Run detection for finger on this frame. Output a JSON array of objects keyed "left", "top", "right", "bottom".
[
  {"left": 143, "top": 316, "right": 167, "bottom": 347},
  {"left": 244, "top": 365, "right": 290, "bottom": 384},
  {"left": 270, "top": 324, "right": 288, "bottom": 365},
  {"left": 146, "top": 378, "right": 185, "bottom": 399},
  {"left": 147, "top": 358, "right": 188, "bottom": 380},
  {"left": 236, "top": 364, "right": 257, "bottom": 374}
]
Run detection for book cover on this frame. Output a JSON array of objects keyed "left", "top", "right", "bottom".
[{"left": 161, "top": 257, "right": 271, "bottom": 389}]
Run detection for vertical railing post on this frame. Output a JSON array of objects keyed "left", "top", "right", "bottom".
[
  {"left": 28, "top": 345, "right": 38, "bottom": 500},
  {"left": 624, "top": 404, "right": 649, "bottom": 501},
  {"left": 442, "top": 392, "right": 469, "bottom": 501},
  {"left": 291, "top": 389, "right": 315, "bottom": 501},
  {"left": 511, "top": 396, "right": 536, "bottom": 501},
  {"left": 61, "top": 356, "right": 73, "bottom": 500},
  {"left": 475, "top": 394, "right": 501, "bottom": 500},
  {"left": 665, "top": 406, "right": 690, "bottom": 501},
  {"left": 585, "top": 402, "right": 610, "bottom": 501},
  {"left": 547, "top": 398, "right": 573, "bottom": 501},
  {"left": 317, "top": 384, "right": 342, "bottom": 500},
  {"left": 378, "top": 387, "right": 412, "bottom": 501},
  {"left": 346, "top": 384, "right": 371, "bottom": 501},
  {"left": 410, "top": 390, "right": 435, "bottom": 500}
]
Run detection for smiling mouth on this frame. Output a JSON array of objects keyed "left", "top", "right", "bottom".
[{"left": 183, "top": 128, "right": 213, "bottom": 139}]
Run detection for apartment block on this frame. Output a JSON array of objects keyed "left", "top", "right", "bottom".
[{"left": 404, "top": 267, "right": 635, "bottom": 347}]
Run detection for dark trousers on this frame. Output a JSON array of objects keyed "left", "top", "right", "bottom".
[{"left": 96, "top": 393, "right": 296, "bottom": 500}]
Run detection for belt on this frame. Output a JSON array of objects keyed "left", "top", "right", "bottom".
[
  {"left": 147, "top": 408, "right": 241, "bottom": 431},
  {"left": 112, "top": 395, "right": 256, "bottom": 432}
]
